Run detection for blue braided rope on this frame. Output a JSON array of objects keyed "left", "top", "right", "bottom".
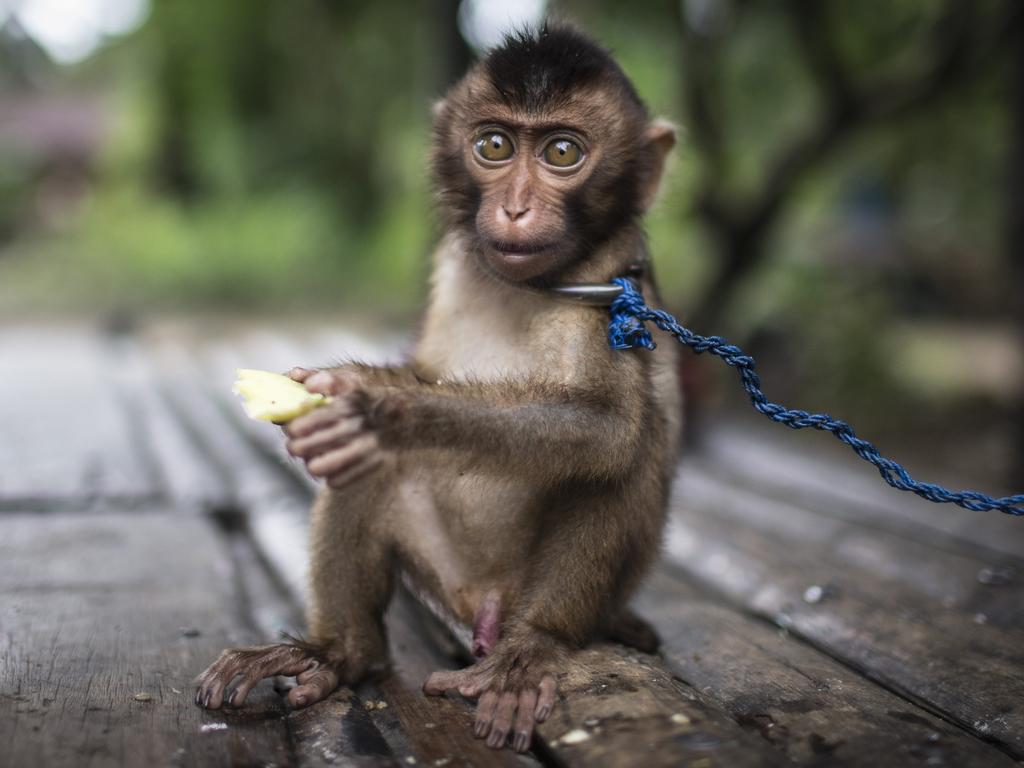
[{"left": 608, "top": 277, "right": 1024, "bottom": 517}]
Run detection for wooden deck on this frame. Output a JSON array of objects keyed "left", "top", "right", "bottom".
[{"left": 1, "top": 320, "right": 1022, "bottom": 768}]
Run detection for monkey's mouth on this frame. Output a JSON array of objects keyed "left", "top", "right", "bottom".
[
  {"left": 479, "top": 238, "right": 566, "bottom": 283},
  {"left": 490, "top": 240, "right": 553, "bottom": 256}
]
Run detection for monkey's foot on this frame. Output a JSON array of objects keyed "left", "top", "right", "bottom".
[
  {"left": 422, "top": 642, "right": 560, "bottom": 753},
  {"left": 194, "top": 643, "right": 339, "bottom": 710}
]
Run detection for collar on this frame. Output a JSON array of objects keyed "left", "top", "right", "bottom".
[
  {"left": 548, "top": 282, "right": 624, "bottom": 305},
  {"left": 546, "top": 262, "right": 644, "bottom": 306}
]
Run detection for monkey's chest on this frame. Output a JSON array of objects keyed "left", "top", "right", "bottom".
[
  {"left": 416, "top": 269, "right": 572, "bottom": 383},
  {"left": 420, "top": 322, "right": 542, "bottom": 383}
]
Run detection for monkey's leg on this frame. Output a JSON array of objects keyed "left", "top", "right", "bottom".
[
  {"left": 195, "top": 470, "right": 397, "bottom": 710},
  {"left": 302, "top": 474, "right": 397, "bottom": 699},
  {"left": 425, "top": 485, "right": 662, "bottom": 752}
]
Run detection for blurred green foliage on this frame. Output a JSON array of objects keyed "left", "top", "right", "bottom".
[
  {"left": 1, "top": 1, "right": 1011, "bottom": 318},
  {"left": 0, "top": 0, "right": 1019, "bottom": 474}
]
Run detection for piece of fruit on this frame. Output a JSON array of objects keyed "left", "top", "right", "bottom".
[{"left": 232, "top": 368, "right": 328, "bottom": 422}]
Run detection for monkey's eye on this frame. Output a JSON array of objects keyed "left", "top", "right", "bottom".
[
  {"left": 542, "top": 139, "right": 583, "bottom": 168},
  {"left": 474, "top": 132, "right": 514, "bottom": 162}
]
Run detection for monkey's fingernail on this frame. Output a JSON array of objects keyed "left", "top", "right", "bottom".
[
  {"left": 536, "top": 706, "right": 551, "bottom": 722},
  {"left": 227, "top": 689, "right": 237, "bottom": 706},
  {"left": 486, "top": 730, "right": 505, "bottom": 749},
  {"left": 194, "top": 689, "right": 202, "bottom": 706},
  {"left": 474, "top": 721, "right": 489, "bottom": 738},
  {"left": 514, "top": 733, "right": 530, "bottom": 753},
  {"left": 294, "top": 694, "right": 307, "bottom": 707},
  {"left": 203, "top": 691, "right": 212, "bottom": 708}
]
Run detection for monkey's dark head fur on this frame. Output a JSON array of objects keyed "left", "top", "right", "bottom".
[
  {"left": 432, "top": 23, "right": 674, "bottom": 284},
  {"left": 483, "top": 25, "right": 646, "bottom": 116}
]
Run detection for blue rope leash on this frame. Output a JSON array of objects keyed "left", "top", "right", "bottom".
[{"left": 607, "top": 277, "right": 1024, "bottom": 517}]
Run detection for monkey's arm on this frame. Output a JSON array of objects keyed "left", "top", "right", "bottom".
[
  {"left": 384, "top": 379, "right": 644, "bottom": 481},
  {"left": 291, "top": 362, "right": 649, "bottom": 484}
]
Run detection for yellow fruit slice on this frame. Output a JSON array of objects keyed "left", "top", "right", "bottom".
[{"left": 232, "top": 368, "right": 328, "bottom": 422}]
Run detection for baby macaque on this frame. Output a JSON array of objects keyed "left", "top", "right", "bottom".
[{"left": 196, "top": 24, "right": 680, "bottom": 753}]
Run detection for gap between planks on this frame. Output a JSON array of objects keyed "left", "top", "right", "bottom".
[
  {"left": 698, "top": 421, "right": 1024, "bottom": 562},
  {"left": 663, "top": 486, "right": 1024, "bottom": 760},
  {"left": 639, "top": 567, "right": 1020, "bottom": 767},
  {"left": 0, "top": 511, "right": 295, "bottom": 768}
]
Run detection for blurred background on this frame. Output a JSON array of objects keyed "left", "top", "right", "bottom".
[{"left": 0, "top": 0, "right": 1020, "bottom": 489}]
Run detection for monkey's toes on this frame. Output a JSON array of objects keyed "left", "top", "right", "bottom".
[
  {"left": 535, "top": 674, "right": 557, "bottom": 722},
  {"left": 480, "top": 678, "right": 557, "bottom": 752},
  {"left": 286, "top": 663, "right": 339, "bottom": 708},
  {"left": 422, "top": 668, "right": 486, "bottom": 698},
  {"left": 194, "top": 679, "right": 220, "bottom": 710},
  {"left": 483, "top": 688, "right": 537, "bottom": 751},
  {"left": 424, "top": 666, "right": 557, "bottom": 752}
]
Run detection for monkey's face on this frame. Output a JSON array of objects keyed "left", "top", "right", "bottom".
[
  {"left": 464, "top": 118, "right": 596, "bottom": 282},
  {"left": 433, "top": 78, "right": 660, "bottom": 284}
]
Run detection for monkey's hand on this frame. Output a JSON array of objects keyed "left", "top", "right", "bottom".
[
  {"left": 284, "top": 369, "right": 393, "bottom": 489},
  {"left": 422, "top": 633, "right": 562, "bottom": 753}
]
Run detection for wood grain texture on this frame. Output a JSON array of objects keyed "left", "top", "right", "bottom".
[
  {"left": 664, "top": 499, "right": 1024, "bottom": 758},
  {"left": 677, "top": 466, "right": 1024, "bottom": 630},
  {"left": 0, "top": 512, "right": 293, "bottom": 767},
  {"left": 151, "top": 343, "right": 316, "bottom": 603},
  {"left": 110, "top": 338, "right": 234, "bottom": 513},
  {"left": 0, "top": 327, "right": 158, "bottom": 508},
  {"left": 697, "top": 423, "right": 1024, "bottom": 559},
  {"left": 638, "top": 568, "right": 1019, "bottom": 767},
  {"left": 534, "top": 643, "right": 786, "bottom": 768},
  {"left": 288, "top": 691, "right": 400, "bottom": 768},
  {"left": 152, "top": 342, "right": 312, "bottom": 514}
]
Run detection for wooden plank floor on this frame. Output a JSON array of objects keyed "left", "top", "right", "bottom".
[{"left": 1, "top": 321, "right": 1021, "bottom": 767}]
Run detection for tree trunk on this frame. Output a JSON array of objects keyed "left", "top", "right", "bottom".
[
  {"left": 435, "top": 0, "right": 474, "bottom": 89},
  {"left": 1009, "top": 5, "right": 1024, "bottom": 482},
  {"left": 690, "top": 228, "right": 765, "bottom": 334}
]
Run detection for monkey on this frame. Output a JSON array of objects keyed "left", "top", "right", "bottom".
[{"left": 195, "top": 24, "right": 681, "bottom": 753}]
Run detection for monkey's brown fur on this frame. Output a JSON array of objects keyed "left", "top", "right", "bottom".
[{"left": 196, "top": 25, "right": 681, "bottom": 753}]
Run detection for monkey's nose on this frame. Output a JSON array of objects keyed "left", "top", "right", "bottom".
[{"left": 500, "top": 205, "right": 531, "bottom": 223}]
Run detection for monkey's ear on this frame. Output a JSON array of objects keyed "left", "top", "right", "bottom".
[{"left": 639, "top": 119, "right": 677, "bottom": 212}]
